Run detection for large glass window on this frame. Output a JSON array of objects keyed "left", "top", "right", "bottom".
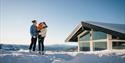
[
  {"left": 93, "top": 31, "right": 107, "bottom": 40},
  {"left": 79, "top": 31, "right": 107, "bottom": 51},
  {"left": 113, "top": 42, "right": 125, "bottom": 49},
  {"left": 94, "top": 41, "right": 107, "bottom": 51},
  {"left": 93, "top": 31, "right": 107, "bottom": 51},
  {"left": 112, "top": 35, "right": 125, "bottom": 49},
  {"left": 79, "top": 41, "right": 90, "bottom": 51},
  {"left": 79, "top": 32, "right": 90, "bottom": 51},
  {"left": 79, "top": 32, "right": 90, "bottom": 41}
]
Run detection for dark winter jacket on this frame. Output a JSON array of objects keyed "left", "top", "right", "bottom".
[{"left": 30, "top": 25, "right": 38, "bottom": 36}]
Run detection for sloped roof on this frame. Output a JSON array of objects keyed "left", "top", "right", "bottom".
[
  {"left": 85, "top": 21, "right": 125, "bottom": 34},
  {"left": 65, "top": 21, "right": 125, "bottom": 42}
]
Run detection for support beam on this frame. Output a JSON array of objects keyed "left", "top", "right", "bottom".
[
  {"left": 107, "top": 34, "right": 112, "bottom": 50},
  {"left": 77, "top": 36, "right": 80, "bottom": 52},
  {"left": 90, "top": 29, "right": 94, "bottom": 51}
]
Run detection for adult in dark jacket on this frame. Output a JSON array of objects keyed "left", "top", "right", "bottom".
[{"left": 29, "top": 20, "right": 38, "bottom": 52}]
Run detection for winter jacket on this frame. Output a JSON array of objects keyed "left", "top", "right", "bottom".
[
  {"left": 30, "top": 25, "right": 38, "bottom": 36},
  {"left": 39, "top": 28, "right": 47, "bottom": 37}
]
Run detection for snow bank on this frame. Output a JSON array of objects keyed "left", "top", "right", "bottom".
[
  {"left": 0, "top": 54, "right": 51, "bottom": 63},
  {"left": 0, "top": 50, "right": 125, "bottom": 63},
  {"left": 0, "top": 50, "right": 74, "bottom": 63},
  {"left": 62, "top": 53, "right": 125, "bottom": 63},
  {"left": 0, "top": 52, "right": 51, "bottom": 63},
  {"left": 59, "top": 50, "right": 125, "bottom": 63}
]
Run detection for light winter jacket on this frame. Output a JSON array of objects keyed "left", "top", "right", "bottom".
[{"left": 39, "top": 28, "right": 47, "bottom": 37}]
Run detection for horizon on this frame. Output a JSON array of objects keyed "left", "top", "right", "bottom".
[{"left": 0, "top": 0, "right": 125, "bottom": 45}]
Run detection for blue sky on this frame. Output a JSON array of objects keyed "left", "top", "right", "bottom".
[{"left": 0, "top": 0, "right": 125, "bottom": 45}]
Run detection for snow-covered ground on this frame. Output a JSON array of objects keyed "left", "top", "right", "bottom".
[{"left": 0, "top": 49, "right": 125, "bottom": 63}]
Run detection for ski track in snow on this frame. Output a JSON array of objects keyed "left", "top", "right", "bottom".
[{"left": 0, "top": 50, "right": 125, "bottom": 63}]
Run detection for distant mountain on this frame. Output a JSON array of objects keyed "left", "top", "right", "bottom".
[
  {"left": 45, "top": 44, "right": 77, "bottom": 52},
  {"left": 0, "top": 44, "right": 77, "bottom": 52},
  {"left": 0, "top": 44, "right": 28, "bottom": 51}
]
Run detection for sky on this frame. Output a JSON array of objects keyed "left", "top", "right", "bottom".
[{"left": 0, "top": 0, "right": 125, "bottom": 45}]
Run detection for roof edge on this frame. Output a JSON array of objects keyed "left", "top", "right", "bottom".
[{"left": 65, "top": 22, "right": 83, "bottom": 42}]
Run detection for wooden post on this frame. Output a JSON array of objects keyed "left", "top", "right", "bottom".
[
  {"left": 107, "top": 34, "right": 112, "bottom": 50},
  {"left": 77, "top": 36, "right": 80, "bottom": 52},
  {"left": 90, "top": 29, "right": 94, "bottom": 51}
]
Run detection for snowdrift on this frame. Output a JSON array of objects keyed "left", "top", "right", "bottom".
[{"left": 0, "top": 50, "right": 125, "bottom": 63}]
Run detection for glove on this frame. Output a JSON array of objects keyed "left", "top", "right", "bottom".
[
  {"left": 39, "top": 33, "right": 41, "bottom": 35},
  {"left": 33, "top": 36, "right": 36, "bottom": 38}
]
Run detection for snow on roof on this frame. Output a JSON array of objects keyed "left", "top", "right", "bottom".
[{"left": 85, "top": 21, "right": 125, "bottom": 34}]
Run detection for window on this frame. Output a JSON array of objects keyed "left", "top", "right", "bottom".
[
  {"left": 112, "top": 35, "right": 125, "bottom": 49},
  {"left": 113, "top": 42, "right": 125, "bottom": 49},
  {"left": 93, "top": 31, "right": 107, "bottom": 40},
  {"left": 79, "top": 32, "right": 90, "bottom": 41},
  {"left": 93, "top": 31, "right": 107, "bottom": 51},
  {"left": 79, "top": 32, "right": 90, "bottom": 51},
  {"left": 78, "top": 31, "right": 107, "bottom": 51},
  {"left": 94, "top": 41, "right": 107, "bottom": 51},
  {"left": 79, "top": 41, "right": 90, "bottom": 51}
]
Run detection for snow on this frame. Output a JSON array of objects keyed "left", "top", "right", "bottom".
[
  {"left": 0, "top": 50, "right": 51, "bottom": 63},
  {"left": 85, "top": 21, "right": 125, "bottom": 34},
  {"left": 0, "top": 50, "right": 74, "bottom": 63},
  {"left": 0, "top": 49, "right": 125, "bottom": 63},
  {"left": 60, "top": 50, "right": 125, "bottom": 63}
]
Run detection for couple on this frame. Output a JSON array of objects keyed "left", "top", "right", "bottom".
[{"left": 29, "top": 20, "right": 47, "bottom": 54}]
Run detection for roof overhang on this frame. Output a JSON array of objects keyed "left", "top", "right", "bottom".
[
  {"left": 65, "top": 21, "right": 125, "bottom": 42},
  {"left": 65, "top": 23, "right": 83, "bottom": 42}
]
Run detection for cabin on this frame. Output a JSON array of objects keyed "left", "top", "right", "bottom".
[{"left": 65, "top": 21, "right": 125, "bottom": 52}]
